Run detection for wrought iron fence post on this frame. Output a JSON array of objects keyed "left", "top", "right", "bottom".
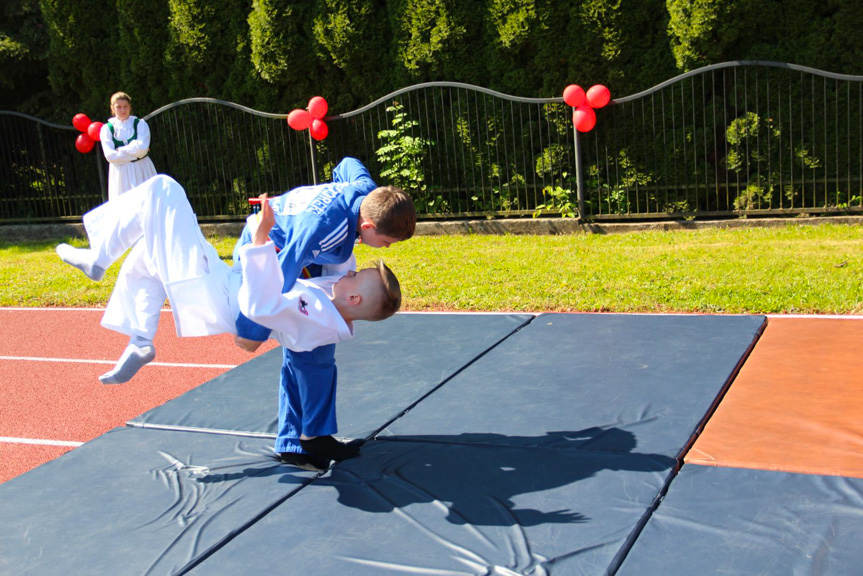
[
  {"left": 573, "top": 129, "right": 586, "bottom": 220},
  {"left": 308, "top": 132, "right": 318, "bottom": 185},
  {"left": 95, "top": 153, "right": 107, "bottom": 202}
]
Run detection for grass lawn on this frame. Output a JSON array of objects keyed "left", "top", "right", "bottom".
[{"left": 2, "top": 223, "right": 861, "bottom": 314}]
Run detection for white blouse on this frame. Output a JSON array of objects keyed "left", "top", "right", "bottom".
[{"left": 99, "top": 116, "right": 157, "bottom": 200}]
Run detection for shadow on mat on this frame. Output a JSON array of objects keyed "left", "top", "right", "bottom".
[{"left": 310, "top": 428, "right": 674, "bottom": 528}]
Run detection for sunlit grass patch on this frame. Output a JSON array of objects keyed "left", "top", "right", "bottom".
[{"left": 2, "top": 224, "right": 861, "bottom": 314}]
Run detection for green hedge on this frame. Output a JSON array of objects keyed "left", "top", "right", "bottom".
[{"left": 2, "top": 0, "right": 863, "bottom": 121}]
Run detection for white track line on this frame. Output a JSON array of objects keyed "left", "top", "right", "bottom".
[
  {"left": 0, "top": 307, "right": 171, "bottom": 312},
  {"left": 0, "top": 307, "right": 106, "bottom": 312},
  {"left": 0, "top": 356, "right": 237, "bottom": 369},
  {"left": 0, "top": 436, "right": 84, "bottom": 447}
]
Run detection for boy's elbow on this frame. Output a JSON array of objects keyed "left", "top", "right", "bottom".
[{"left": 234, "top": 336, "right": 264, "bottom": 352}]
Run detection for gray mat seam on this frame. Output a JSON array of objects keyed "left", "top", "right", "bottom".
[
  {"left": 172, "top": 467, "right": 326, "bottom": 576},
  {"left": 125, "top": 316, "right": 537, "bottom": 441},
  {"left": 607, "top": 316, "right": 769, "bottom": 576},
  {"left": 124, "top": 421, "right": 278, "bottom": 439},
  {"left": 367, "top": 314, "right": 536, "bottom": 440},
  {"left": 673, "top": 316, "right": 768, "bottom": 463}
]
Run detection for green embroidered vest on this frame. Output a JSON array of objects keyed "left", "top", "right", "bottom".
[{"left": 107, "top": 118, "right": 149, "bottom": 160}]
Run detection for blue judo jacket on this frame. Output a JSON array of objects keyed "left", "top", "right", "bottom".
[{"left": 233, "top": 157, "right": 377, "bottom": 341}]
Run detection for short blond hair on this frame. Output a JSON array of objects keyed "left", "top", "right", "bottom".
[
  {"left": 110, "top": 92, "right": 132, "bottom": 112},
  {"left": 367, "top": 260, "right": 401, "bottom": 321}
]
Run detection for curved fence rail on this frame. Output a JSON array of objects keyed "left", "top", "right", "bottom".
[
  {"left": 2, "top": 61, "right": 862, "bottom": 223},
  {"left": 142, "top": 99, "right": 316, "bottom": 220},
  {"left": 583, "top": 61, "right": 863, "bottom": 218}
]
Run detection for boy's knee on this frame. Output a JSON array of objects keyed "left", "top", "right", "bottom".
[
  {"left": 150, "top": 174, "right": 189, "bottom": 202},
  {"left": 149, "top": 174, "right": 174, "bottom": 187}
]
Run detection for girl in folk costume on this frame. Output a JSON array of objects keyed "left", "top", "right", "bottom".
[{"left": 99, "top": 92, "right": 157, "bottom": 199}]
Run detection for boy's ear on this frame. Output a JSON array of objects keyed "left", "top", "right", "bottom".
[
  {"left": 348, "top": 293, "right": 362, "bottom": 306},
  {"left": 359, "top": 220, "right": 377, "bottom": 231}
]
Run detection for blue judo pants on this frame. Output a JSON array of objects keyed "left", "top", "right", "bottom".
[{"left": 274, "top": 343, "right": 339, "bottom": 454}]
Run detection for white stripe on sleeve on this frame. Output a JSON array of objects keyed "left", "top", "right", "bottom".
[{"left": 318, "top": 219, "right": 348, "bottom": 252}]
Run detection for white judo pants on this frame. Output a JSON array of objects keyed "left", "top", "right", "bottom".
[{"left": 82, "top": 175, "right": 230, "bottom": 340}]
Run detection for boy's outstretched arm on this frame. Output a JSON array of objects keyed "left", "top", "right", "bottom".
[
  {"left": 331, "top": 157, "right": 376, "bottom": 187},
  {"left": 233, "top": 194, "right": 276, "bottom": 352},
  {"left": 250, "top": 192, "right": 276, "bottom": 246}
]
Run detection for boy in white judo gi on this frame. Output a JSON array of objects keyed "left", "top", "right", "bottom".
[{"left": 55, "top": 175, "right": 401, "bottom": 391}]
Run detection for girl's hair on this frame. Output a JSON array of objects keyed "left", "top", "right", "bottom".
[{"left": 110, "top": 92, "right": 132, "bottom": 112}]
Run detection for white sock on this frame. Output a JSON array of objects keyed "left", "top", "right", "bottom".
[
  {"left": 129, "top": 334, "right": 153, "bottom": 347},
  {"left": 99, "top": 337, "right": 155, "bottom": 384},
  {"left": 56, "top": 243, "right": 106, "bottom": 281}
]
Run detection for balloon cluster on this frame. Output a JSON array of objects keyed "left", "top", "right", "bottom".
[
  {"left": 563, "top": 84, "right": 611, "bottom": 133},
  {"left": 286, "top": 96, "right": 329, "bottom": 141},
  {"left": 72, "top": 113, "right": 104, "bottom": 153}
]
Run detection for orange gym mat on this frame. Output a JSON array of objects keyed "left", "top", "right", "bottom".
[{"left": 686, "top": 317, "right": 863, "bottom": 479}]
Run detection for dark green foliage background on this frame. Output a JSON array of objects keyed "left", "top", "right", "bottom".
[{"left": 3, "top": 0, "right": 863, "bottom": 121}]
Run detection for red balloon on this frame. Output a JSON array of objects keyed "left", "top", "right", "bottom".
[
  {"left": 87, "top": 121, "right": 104, "bottom": 142},
  {"left": 308, "top": 96, "right": 328, "bottom": 119},
  {"left": 309, "top": 118, "right": 329, "bottom": 140},
  {"left": 586, "top": 85, "right": 611, "bottom": 109},
  {"left": 573, "top": 106, "right": 597, "bottom": 132},
  {"left": 75, "top": 133, "right": 95, "bottom": 153},
  {"left": 287, "top": 109, "right": 311, "bottom": 131},
  {"left": 72, "top": 113, "right": 91, "bottom": 132},
  {"left": 563, "top": 85, "right": 586, "bottom": 108}
]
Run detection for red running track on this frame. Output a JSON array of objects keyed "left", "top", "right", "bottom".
[{"left": 0, "top": 308, "right": 278, "bottom": 484}]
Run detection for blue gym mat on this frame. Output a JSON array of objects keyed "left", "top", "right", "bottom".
[
  {"left": 616, "top": 464, "right": 863, "bottom": 576},
  {"left": 0, "top": 426, "right": 318, "bottom": 576},
  {"left": 0, "top": 312, "right": 788, "bottom": 576},
  {"left": 185, "top": 438, "right": 675, "bottom": 575},
  {"left": 128, "top": 348, "right": 284, "bottom": 436},
  {"left": 381, "top": 313, "right": 765, "bottom": 458},
  {"left": 127, "top": 313, "right": 532, "bottom": 438}
]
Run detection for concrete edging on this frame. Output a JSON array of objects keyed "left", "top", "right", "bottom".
[{"left": 2, "top": 215, "right": 862, "bottom": 241}]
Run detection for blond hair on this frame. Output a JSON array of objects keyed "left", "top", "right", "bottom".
[
  {"left": 360, "top": 186, "right": 416, "bottom": 240},
  {"left": 367, "top": 260, "right": 401, "bottom": 321}
]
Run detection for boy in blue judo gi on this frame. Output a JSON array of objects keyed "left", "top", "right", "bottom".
[{"left": 232, "top": 157, "right": 416, "bottom": 471}]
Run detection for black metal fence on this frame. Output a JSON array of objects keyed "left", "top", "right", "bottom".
[
  {"left": 145, "top": 100, "right": 316, "bottom": 220},
  {"left": 585, "top": 61, "right": 863, "bottom": 219},
  {"left": 2, "top": 61, "right": 862, "bottom": 223},
  {"left": 0, "top": 112, "right": 105, "bottom": 222}
]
